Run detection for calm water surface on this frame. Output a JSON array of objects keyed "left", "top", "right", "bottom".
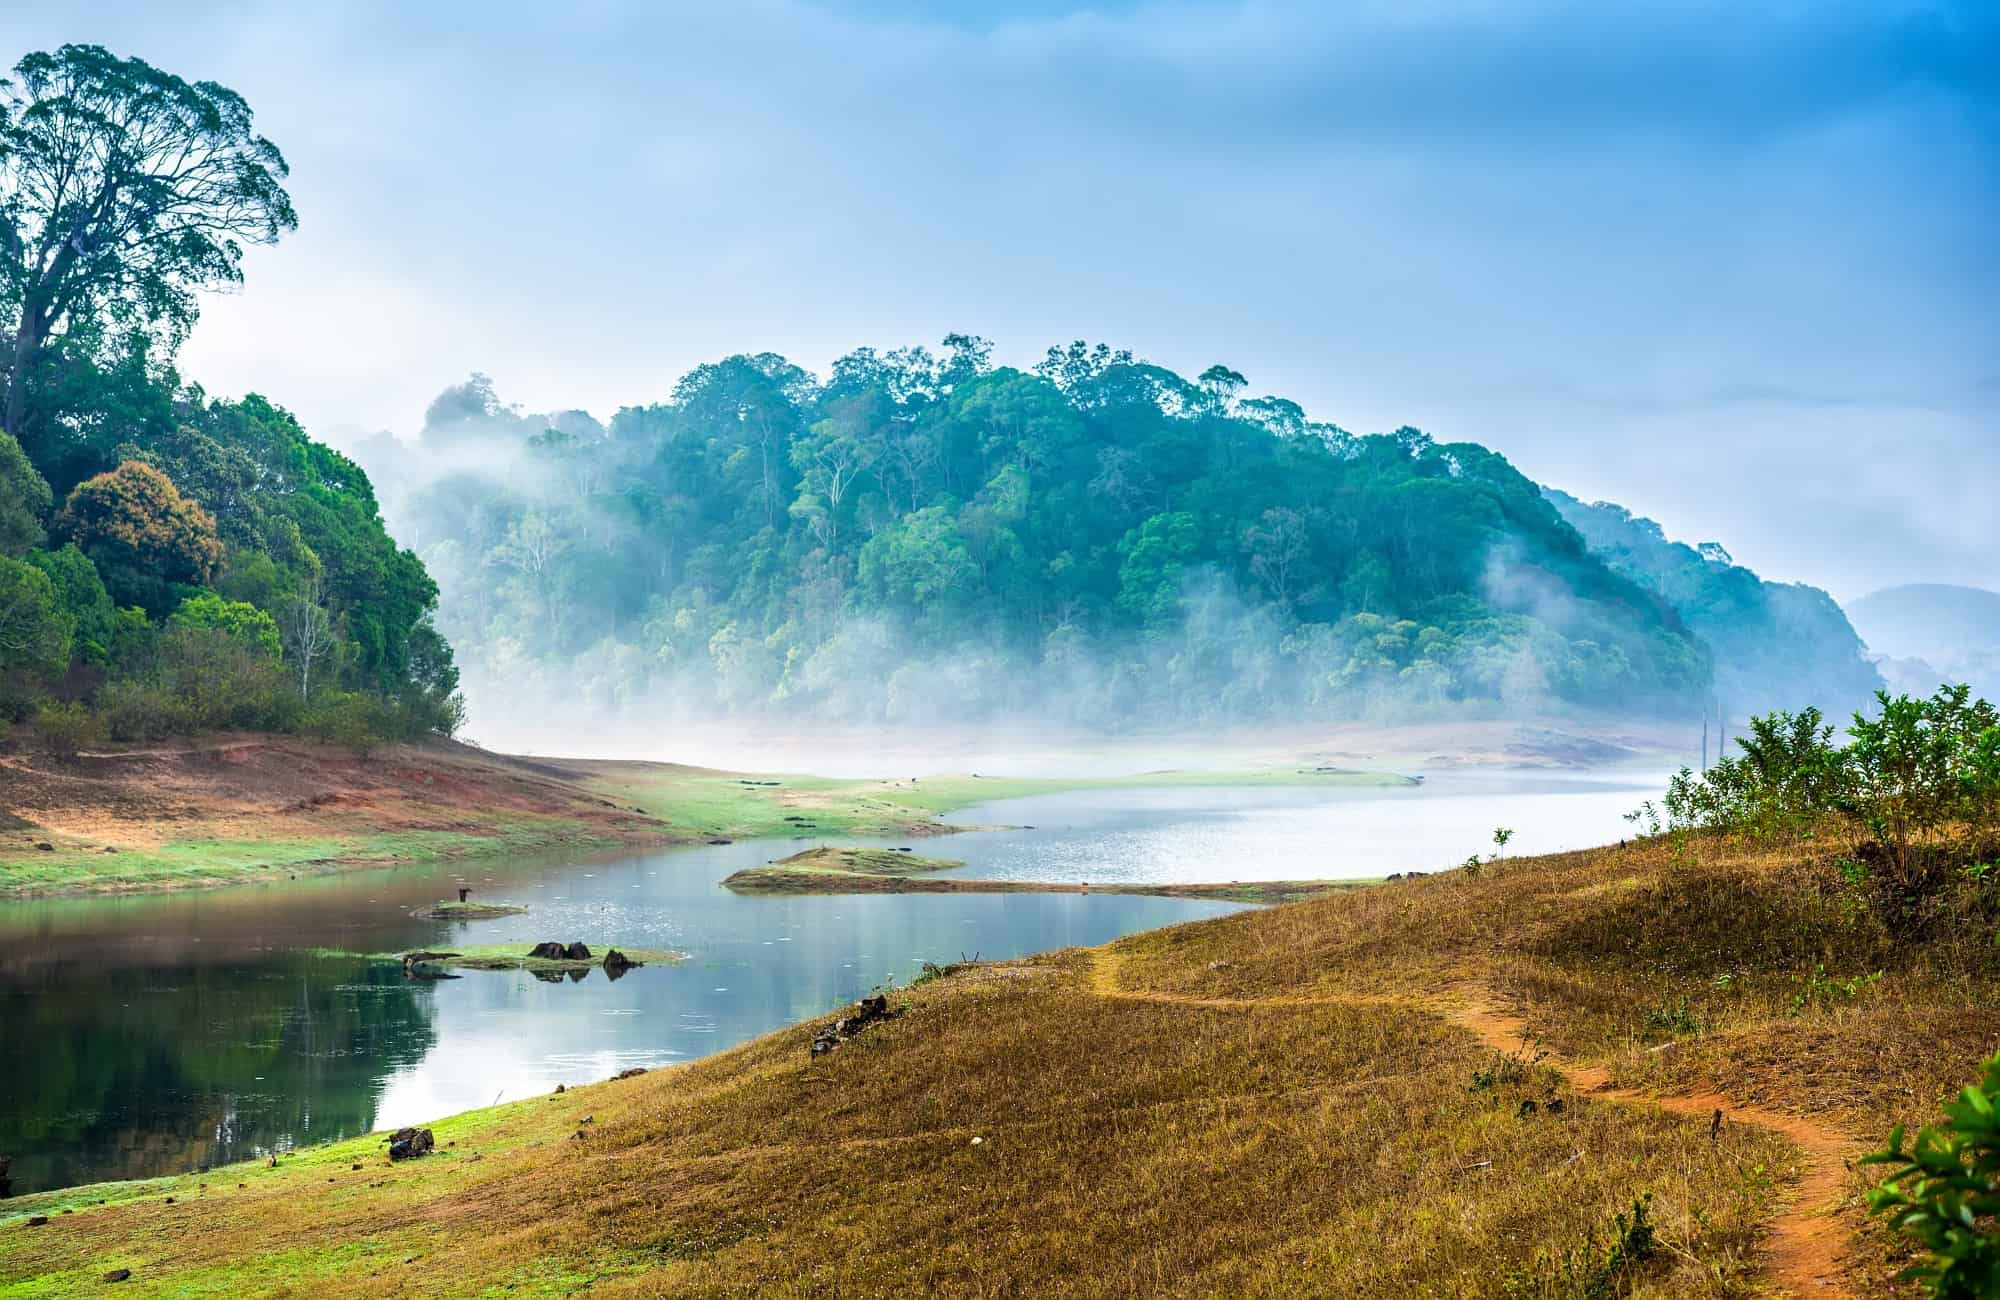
[{"left": 0, "top": 770, "right": 1651, "bottom": 1194}]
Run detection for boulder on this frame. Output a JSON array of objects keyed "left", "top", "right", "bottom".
[{"left": 387, "top": 1127, "right": 434, "bottom": 1161}]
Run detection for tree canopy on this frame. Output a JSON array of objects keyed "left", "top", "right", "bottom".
[
  {"left": 366, "top": 341, "right": 1742, "bottom": 728},
  {"left": 0, "top": 44, "right": 296, "bottom": 459},
  {"left": 0, "top": 45, "right": 454, "bottom": 743}
]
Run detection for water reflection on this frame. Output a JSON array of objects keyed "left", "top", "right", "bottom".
[
  {"left": 939, "top": 770, "right": 1659, "bottom": 883},
  {"left": 0, "top": 835, "right": 1241, "bottom": 1194},
  {"left": 0, "top": 772, "right": 1649, "bottom": 1194},
  {"left": 0, "top": 953, "right": 433, "bottom": 1194}
]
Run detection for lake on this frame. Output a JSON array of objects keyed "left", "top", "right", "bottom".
[{"left": 0, "top": 768, "right": 1654, "bottom": 1195}]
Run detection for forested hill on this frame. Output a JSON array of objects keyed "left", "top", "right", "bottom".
[
  {"left": 0, "top": 45, "right": 459, "bottom": 747},
  {"left": 356, "top": 343, "right": 1715, "bottom": 728},
  {"left": 1542, "top": 489, "right": 1883, "bottom": 717}
]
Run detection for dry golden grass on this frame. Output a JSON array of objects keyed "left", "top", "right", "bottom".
[{"left": 2, "top": 831, "right": 1993, "bottom": 1297}]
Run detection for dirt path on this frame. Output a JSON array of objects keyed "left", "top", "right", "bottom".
[{"left": 1086, "top": 951, "right": 1859, "bottom": 1298}]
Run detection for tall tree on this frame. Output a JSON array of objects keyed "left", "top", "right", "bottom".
[
  {"left": 0, "top": 554, "right": 70, "bottom": 679},
  {"left": 0, "top": 428, "right": 50, "bottom": 554},
  {"left": 0, "top": 44, "right": 297, "bottom": 437},
  {"left": 57, "top": 459, "right": 223, "bottom": 596}
]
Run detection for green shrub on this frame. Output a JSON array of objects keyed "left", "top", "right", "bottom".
[
  {"left": 1660, "top": 687, "right": 2000, "bottom": 936},
  {"left": 96, "top": 678, "right": 195, "bottom": 742},
  {"left": 169, "top": 591, "right": 282, "bottom": 658},
  {"left": 1504, "top": 1195, "right": 1658, "bottom": 1299},
  {"left": 32, "top": 699, "right": 104, "bottom": 761},
  {"left": 151, "top": 626, "right": 300, "bottom": 732},
  {"left": 302, "top": 690, "right": 385, "bottom": 752},
  {"left": 0, "top": 554, "right": 73, "bottom": 680},
  {"left": 1864, "top": 1051, "right": 2000, "bottom": 1299}
]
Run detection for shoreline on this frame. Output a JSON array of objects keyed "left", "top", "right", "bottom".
[
  {"left": 0, "top": 737, "right": 1412, "bottom": 899},
  {"left": 4, "top": 825, "right": 1984, "bottom": 1299}
]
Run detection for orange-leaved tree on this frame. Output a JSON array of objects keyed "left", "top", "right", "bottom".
[{"left": 57, "top": 460, "right": 223, "bottom": 592}]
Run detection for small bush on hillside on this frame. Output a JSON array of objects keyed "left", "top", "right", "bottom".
[
  {"left": 95, "top": 679, "right": 195, "bottom": 741},
  {"left": 1640, "top": 995, "right": 1702, "bottom": 1040},
  {"left": 1503, "top": 1195, "right": 1658, "bottom": 1299},
  {"left": 1863, "top": 1051, "right": 2000, "bottom": 1300},
  {"left": 1472, "top": 1044, "right": 1547, "bottom": 1091},
  {"left": 302, "top": 691, "right": 388, "bottom": 753},
  {"left": 32, "top": 699, "right": 103, "bottom": 761},
  {"left": 1666, "top": 707, "right": 1845, "bottom": 840},
  {"left": 1786, "top": 964, "right": 1882, "bottom": 1016},
  {"left": 150, "top": 626, "right": 301, "bottom": 732},
  {"left": 1661, "top": 687, "right": 2000, "bottom": 937}
]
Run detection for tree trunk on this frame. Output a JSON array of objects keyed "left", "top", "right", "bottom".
[{"left": 4, "top": 321, "right": 39, "bottom": 437}]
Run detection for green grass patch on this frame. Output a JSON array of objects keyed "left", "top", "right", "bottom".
[
  {"left": 722, "top": 847, "right": 1373, "bottom": 902},
  {"left": 585, "top": 764, "right": 1413, "bottom": 843},
  {"left": 418, "top": 900, "right": 530, "bottom": 919},
  {"left": 0, "top": 818, "right": 631, "bottom": 898}
]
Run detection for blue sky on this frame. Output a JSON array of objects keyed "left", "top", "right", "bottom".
[{"left": 4, "top": 1, "right": 1994, "bottom": 599}]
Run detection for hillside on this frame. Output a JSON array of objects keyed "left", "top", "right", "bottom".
[
  {"left": 1543, "top": 489, "right": 1882, "bottom": 717},
  {"left": 1846, "top": 584, "right": 2000, "bottom": 701},
  {"left": 1846, "top": 584, "right": 2000, "bottom": 663},
  {"left": 0, "top": 736, "right": 1404, "bottom": 896},
  {"left": 358, "top": 350, "right": 1713, "bottom": 733},
  {"left": 0, "top": 739, "right": 666, "bottom": 894},
  {"left": 2, "top": 830, "right": 1992, "bottom": 1296}
]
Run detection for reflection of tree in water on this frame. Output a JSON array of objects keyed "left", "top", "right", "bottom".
[{"left": 0, "top": 952, "right": 435, "bottom": 1194}]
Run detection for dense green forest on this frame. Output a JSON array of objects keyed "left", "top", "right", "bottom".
[
  {"left": 0, "top": 46, "right": 459, "bottom": 744},
  {"left": 1543, "top": 488, "right": 1883, "bottom": 716},
  {"left": 0, "top": 43, "right": 1882, "bottom": 744},
  {"left": 356, "top": 347, "right": 1725, "bottom": 729}
]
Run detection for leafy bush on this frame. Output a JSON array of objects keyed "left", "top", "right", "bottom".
[
  {"left": 1659, "top": 687, "right": 2000, "bottom": 935},
  {"left": 1504, "top": 1195, "right": 1658, "bottom": 1299},
  {"left": 169, "top": 591, "right": 282, "bottom": 658},
  {"left": 301, "top": 691, "right": 388, "bottom": 752},
  {"left": 1863, "top": 1051, "right": 2000, "bottom": 1299},
  {"left": 150, "top": 626, "right": 300, "bottom": 732},
  {"left": 96, "top": 679, "right": 195, "bottom": 742},
  {"left": 32, "top": 699, "right": 104, "bottom": 761},
  {"left": 0, "top": 554, "right": 73, "bottom": 679},
  {"left": 1842, "top": 686, "right": 2000, "bottom": 875}
]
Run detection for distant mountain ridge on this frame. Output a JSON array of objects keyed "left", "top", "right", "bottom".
[
  {"left": 1543, "top": 488, "right": 1882, "bottom": 718},
  {"left": 354, "top": 345, "right": 1725, "bottom": 729},
  {"left": 1845, "top": 583, "right": 2000, "bottom": 662},
  {"left": 1845, "top": 583, "right": 2000, "bottom": 700}
]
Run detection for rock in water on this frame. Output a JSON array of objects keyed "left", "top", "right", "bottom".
[{"left": 388, "top": 1127, "right": 435, "bottom": 1161}]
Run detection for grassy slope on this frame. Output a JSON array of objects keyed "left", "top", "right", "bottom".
[
  {"left": 0, "top": 739, "right": 664, "bottom": 896},
  {"left": 0, "top": 740, "right": 1404, "bottom": 896},
  {"left": 5, "top": 832, "right": 1990, "bottom": 1297}
]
